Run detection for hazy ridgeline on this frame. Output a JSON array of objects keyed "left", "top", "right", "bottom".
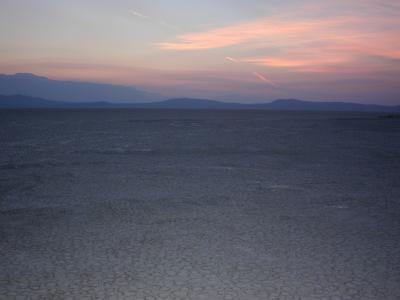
[{"left": 0, "top": 109, "right": 399, "bottom": 299}]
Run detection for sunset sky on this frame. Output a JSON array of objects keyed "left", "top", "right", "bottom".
[{"left": 1, "top": 0, "right": 400, "bottom": 104}]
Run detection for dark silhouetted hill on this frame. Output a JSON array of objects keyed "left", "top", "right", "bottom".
[
  {"left": 155, "top": 98, "right": 400, "bottom": 112},
  {"left": 0, "top": 94, "right": 69, "bottom": 108},
  {"left": 1, "top": 94, "right": 399, "bottom": 112},
  {"left": 145, "top": 98, "right": 243, "bottom": 109},
  {"left": 252, "top": 99, "right": 400, "bottom": 112},
  {"left": 0, "top": 73, "right": 162, "bottom": 103}
]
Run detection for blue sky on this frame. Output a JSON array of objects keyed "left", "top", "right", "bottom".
[{"left": 1, "top": 0, "right": 400, "bottom": 103}]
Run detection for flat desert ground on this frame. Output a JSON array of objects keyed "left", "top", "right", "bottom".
[{"left": 0, "top": 109, "right": 399, "bottom": 299}]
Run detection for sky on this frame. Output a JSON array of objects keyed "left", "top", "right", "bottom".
[{"left": 1, "top": 0, "right": 400, "bottom": 104}]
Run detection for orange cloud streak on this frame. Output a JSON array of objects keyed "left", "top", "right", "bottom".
[
  {"left": 158, "top": 8, "right": 400, "bottom": 74},
  {"left": 157, "top": 15, "right": 379, "bottom": 51},
  {"left": 158, "top": 18, "right": 335, "bottom": 51}
]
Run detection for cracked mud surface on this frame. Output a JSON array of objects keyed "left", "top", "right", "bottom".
[{"left": 1, "top": 109, "right": 399, "bottom": 299}]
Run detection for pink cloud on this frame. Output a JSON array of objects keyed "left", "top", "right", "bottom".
[
  {"left": 157, "top": 18, "right": 336, "bottom": 51},
  {"left": 158, "top": 4, "right": 400, "bottom": 75}
]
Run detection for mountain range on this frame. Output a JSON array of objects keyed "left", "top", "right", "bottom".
[
  {"left": 1, "top": 94, "right": 399, "bottom": 112},
  {"left": 0, "top": 73, "right": 162, "bottom": 103},
  {"left": 0, "top": 73, "right": 399, "bottom": 112}
]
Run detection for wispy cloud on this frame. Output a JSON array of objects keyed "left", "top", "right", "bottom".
[
  {"left": 130, "top": 10, "right": 149, "bottom": 19},
  {"left": 158, "top": 3, "right": 400, "bottom": 75},
  {"left": 158, "top": 18, "right": 324, "bottom": 50},
  {"left": 253, "top": 72, "right": 276, "bottom": 86},
  {"left": 225, "top": 56, "right": 278, "bottom": 86},
  {"left": 130, "top": 9, "right": 180, "bottom": 31},
  {"left": 225, "top": 56, "right": 239, "bottom": 63}
]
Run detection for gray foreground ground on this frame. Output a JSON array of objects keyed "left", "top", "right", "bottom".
[{"left": 0, "top": 109, "right": 399, "bottom": 299}]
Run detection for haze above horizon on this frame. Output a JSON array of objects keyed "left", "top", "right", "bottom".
[{"left": 1, "top": 0, "right": 399, "bottom": 104}]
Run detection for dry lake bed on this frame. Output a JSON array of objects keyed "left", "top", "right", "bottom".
[{"left": 1, "top": 109, "right": 399, "bottom": 299}]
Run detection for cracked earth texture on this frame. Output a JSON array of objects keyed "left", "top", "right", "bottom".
[{"left": 0, "top": 109, "right": 399, "bottom": 299}]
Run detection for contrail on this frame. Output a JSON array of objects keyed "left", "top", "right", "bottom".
[
  {"left": 226, "top": 56, "right": 278, "bottom": 87},
  {"left": 225, "top": 56, "right": 239, "bottom": 63},
  {"left": 253, "top": 72, "right": 277, "bottom": 87},
  {"left": 130, "top": 10, "right": 149, "bottom": 19},
  {"left": 130, "top": 9, "right": 180, "bottom": 32}
]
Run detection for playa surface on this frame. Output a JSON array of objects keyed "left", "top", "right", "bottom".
[{"left": 1, "top": 109, "right": 399, "bottom": 299}]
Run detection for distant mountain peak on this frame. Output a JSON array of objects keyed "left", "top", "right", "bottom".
[
  {"left": 13, "top": 73, "right": 48, "bottom": 80},
  {"left": 1, "top": 94, "right": 399, "bottom": 112},
  {"left": 271, "top": 99, "right": 305, "bottom": 103},
  {"left": 0, "top": 73, "right": 163, "bottom": 103},
  {"left": 164, "top": 98, "right": 228, "bottom": 104}
]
